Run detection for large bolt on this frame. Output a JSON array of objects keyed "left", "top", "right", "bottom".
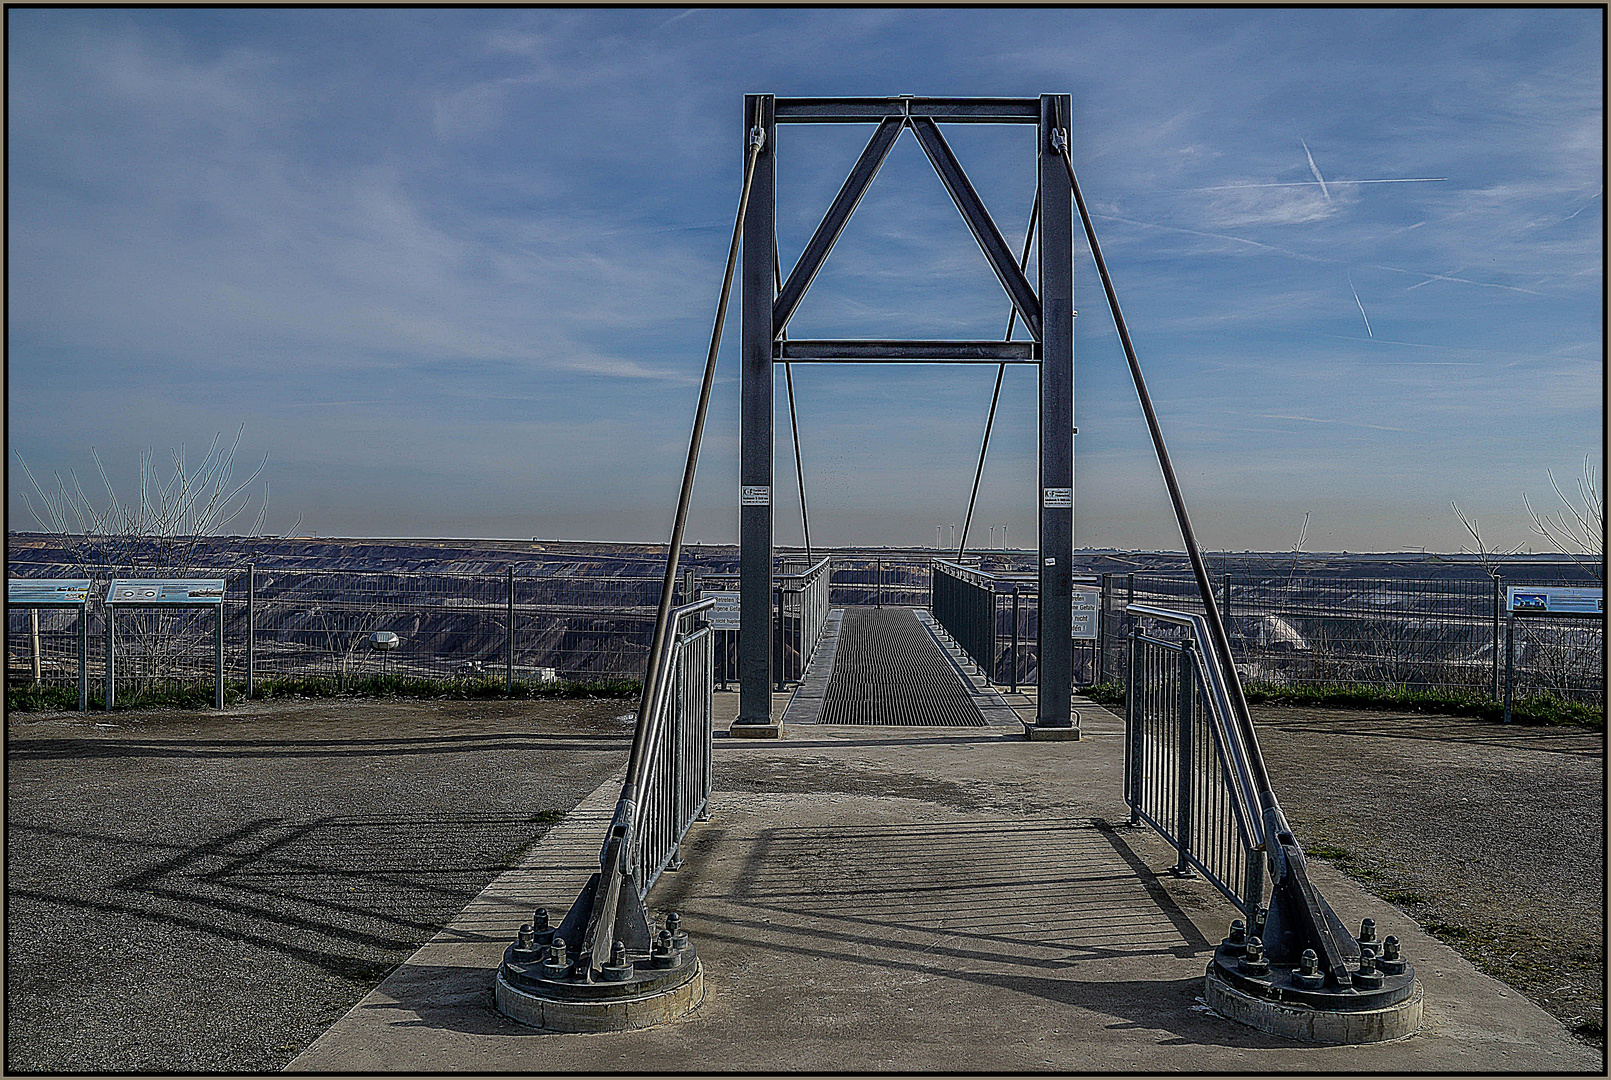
[
  {"left": 517, "top": 924, "right": 534, "bottom": 949},
  {"left": 1292, "top": 947, "right": 1326, "bottom": 989},
  {"left": 533, "top": 909, "right": 549, "bottom": 931},
  {"left": 602, "top": 939, "right": 635, "bottom": 982},
  {"left": 666, "top": 911, "right": 689, "bottom": 950},
  {"left": 650, "top": 928, "right": 677, "bottom": 969},
  {"left": 1359, "top": 918, "right": 1377, "bottom": 943},
  {"left": 1378, "top": 934, "right": 1407, "bottom": 975},
  {"left": 541, "top": 936, "right": 570, "bottom": 978},
  {"left": 1354, "top": 949, "right": 1384, "bottom": 990},
  {"left": 1221, "top": 919, "right": 1246, "bottom": 954},
  {"left": 1238, "top": 936, "right": 1270, "bottom": 976}
]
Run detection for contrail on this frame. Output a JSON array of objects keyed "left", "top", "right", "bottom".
[
  {"left": 1347, "top": 270, "right": 1373, "bottom": 337},
  {"left": 1564, "top": 186, "right": 1602, "bottom": 220},
  {"left": 1176, "top": 178, "right": 1446, "bottom": 191},
  {"left": 1301, "top": 139, "right": 1331, "bottom": 203}
]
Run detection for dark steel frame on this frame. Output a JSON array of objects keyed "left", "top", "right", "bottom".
[{"left": 737, "top": 94, "right": 1075, "bottom": 731}]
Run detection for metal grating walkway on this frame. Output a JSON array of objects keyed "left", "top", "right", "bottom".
[{"left": 817, "top": 608, "right": 987, "bottom": 726}]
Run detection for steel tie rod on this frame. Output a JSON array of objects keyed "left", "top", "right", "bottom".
[{"left": 1056, "top": 127, "right": 1354, "bottom": 986}]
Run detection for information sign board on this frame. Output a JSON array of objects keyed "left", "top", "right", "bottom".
[
  {"left": 1071, "top": 586, "right": 1099, "bottom": 640},
  {"left": 107, "top": 579, "right": 225, "bottom": 605},
  {"left": 702, "top": 590, "right": 741, "bottom": 631},
  {"left": 8, "top": 579, "right": 92, "bottom": 606},
  {"left": 1506, "top": 586, "right": 1603, "bottom": 617}
]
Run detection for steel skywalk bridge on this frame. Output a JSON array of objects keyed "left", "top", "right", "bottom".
[{"left": 489, "top": 94, "right": 1424, "bottom": 1046}]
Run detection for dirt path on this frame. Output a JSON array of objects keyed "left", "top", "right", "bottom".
[
  {"left": 1252, "top": 706, "right": 1604, "bottom": 1048},
  {"left": 4, "top": 697, "right": 635, "bottom": 1073}
]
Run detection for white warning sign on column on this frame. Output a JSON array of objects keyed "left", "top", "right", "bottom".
[
  {"left": 1042, "top": 487, "right": 1072, "bottom": 508},
  {"left": 1071, "top": 586, "right": 1099, "bottom": 640},
  {"left": 741, "top": 486, "right": 771, "bottom": 506}
]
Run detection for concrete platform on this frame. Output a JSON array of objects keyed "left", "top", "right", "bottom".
[{"left": 289, "top": 695, "right": 1598, "bottom": 1072}]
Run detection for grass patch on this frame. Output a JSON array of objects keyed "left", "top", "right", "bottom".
[
  {"left": 1383, "top": 890, "right": 1428, "bottom": 906},
  {"left": 6, "top": 673, "right": 642, "bottom": 712},
  {"left": 1079, "top": 680, "right": 1602, "bottom": 729}
]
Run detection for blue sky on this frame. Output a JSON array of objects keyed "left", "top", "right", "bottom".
[{"left": 7, "top": 7, "right": 1603, "bottom": 552}]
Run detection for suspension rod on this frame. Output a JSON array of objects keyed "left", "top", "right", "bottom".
[
  {"left": 626, "top": 126, "right": 765, "bottom": 794},
  {"left": 1056, "top": 137, "right": 1271, "bottom": 805},
  {"left": 958, "top": 182, "right": 1039, "bottom": 561}
]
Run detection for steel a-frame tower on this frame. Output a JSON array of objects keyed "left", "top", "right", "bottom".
[{"left": 734, "top": 94, "right": 1074, "bottom": 735}]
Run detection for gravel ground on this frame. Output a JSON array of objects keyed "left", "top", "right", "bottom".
[
  {"left": 1251, "top": 706, "right": 1605, "bottom": 1049},
  {"left": 4, "top": 697, "right": 635, "bottom": 1074},
  {"left": 6, "top": 698, "right": 1603, "bottom": 1070}
]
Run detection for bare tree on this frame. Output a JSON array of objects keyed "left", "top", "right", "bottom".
[
  {"left": 1450, "top": 501, "right": 1523, "bottom": 578},
  {"left": 13, "top": 427, "right": 300, "bottom": 689},
  {"left": 1523, "top": 457, "right": 1604, "bottom": 582}
]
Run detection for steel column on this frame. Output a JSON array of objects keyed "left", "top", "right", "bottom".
[
  {"left": 737, "top": 93, "right": 777, "bottom": 726},
  {"left": 1035, "top": 93, "right": 1075, "bottom": 728}
]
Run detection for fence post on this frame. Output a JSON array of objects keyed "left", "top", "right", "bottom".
[
  {"left": 78, "top": 602, "right": 88, "bottom": 712},
  {"left": 105, "top": 606, "right": 115, "bottom": 712},
  {"left": 1503, "top": 611, "right": 1515, "bottom": 724},
  {"left": 246, "top": 565, "right": 256, "bottom": 699},
  {"left": 1097, "top": 574, "right": 1109, "bottom": 683},
  {"left": 30, "top": 608, "right": 42, "bottom": 685},
  {"left": 1221, "top": 573, "right": 1232, "bottom": 629},
  {"left": 506, "top": 566, "right": 515, "bottom": 693},
  {"left": 215, "top": 602, "right": 225, "bottom": 710},
  {"left": 1491, "top": 573, "right": 1502, "bottom": 701},
  {"left": 1174, "top": 643, "right": 1196, "bottom": 876}
]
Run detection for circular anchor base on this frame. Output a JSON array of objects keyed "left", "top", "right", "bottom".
[
  {"left": 1204, "top": 966, "right": 1422, "bottom": 1045},
  {"left": 495, "top": 960, "right": 704, "bottom": 1033}
]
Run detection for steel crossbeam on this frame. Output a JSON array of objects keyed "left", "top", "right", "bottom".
[{"left": 737, "top": 94, "right": 1074, "bottom": 733}]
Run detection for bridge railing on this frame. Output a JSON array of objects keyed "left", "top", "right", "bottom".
[
  {"left": 629, "top": 597, "right": 716, "bottom": 894},
  {"left": 1125, "top": 602, "right": 1266, "bottom": 920},
  {"left": 931, "top": 560, "right": 998, "bottom": 676},
  {"left": 775, "top": 557, "right": 831, "bottom": 687}
]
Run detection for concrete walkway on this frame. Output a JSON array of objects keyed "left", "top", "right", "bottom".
[{"left": 290, "top": 693, "right": 1598, "bottom": 1072}]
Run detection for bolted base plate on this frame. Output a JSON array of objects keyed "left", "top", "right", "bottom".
[
  {"left": 728, "top": 722, "right": 782, "bottom": 738},
  {"left": 496, "top": 960, "right": 704, "bottom": 1032},
  {"left": 1023, "top": 720, "right": 1081, "bottom": 741},
  {"left": 1205, "top": 966, "right": 1423, "bottom": 1045}
]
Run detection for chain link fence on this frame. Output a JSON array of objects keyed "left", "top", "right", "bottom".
[
  {"left": 8, "top": 561, "right": 1602, "bottom": 707},
  {"left": 1095, "top": 572, "right": 1602, "bottom": 704}
]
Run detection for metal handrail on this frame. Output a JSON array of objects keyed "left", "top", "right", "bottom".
[
  {"left": 1128, "top": 603, "right": 1265, "bottom": 851},
  {"left": 775, "top": 557, "right": 831, "bottom": 686},
  {"left": 627, "top": 596, "right": 716, "bottom": 872}
]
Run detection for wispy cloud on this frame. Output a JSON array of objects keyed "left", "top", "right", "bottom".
[{"left": 1300, "top": 140, "right": 1332, "bottom": 203}]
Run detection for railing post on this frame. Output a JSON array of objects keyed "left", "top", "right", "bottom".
[
  {"left": 1125, "top": 630, "right": 1140, "bottom": 824},
  {"left": 774, "top": 581, "right": 785, "bottom": 692},
  {"left": 1010, "top": 586, "right": 1020, "bottom": 693},
  {"left": 1243, "top": 840, "right": 1266, "bottom": 927},
  {"left": 1173, "top": 643, "right": 1195, "bottom": 877}
]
